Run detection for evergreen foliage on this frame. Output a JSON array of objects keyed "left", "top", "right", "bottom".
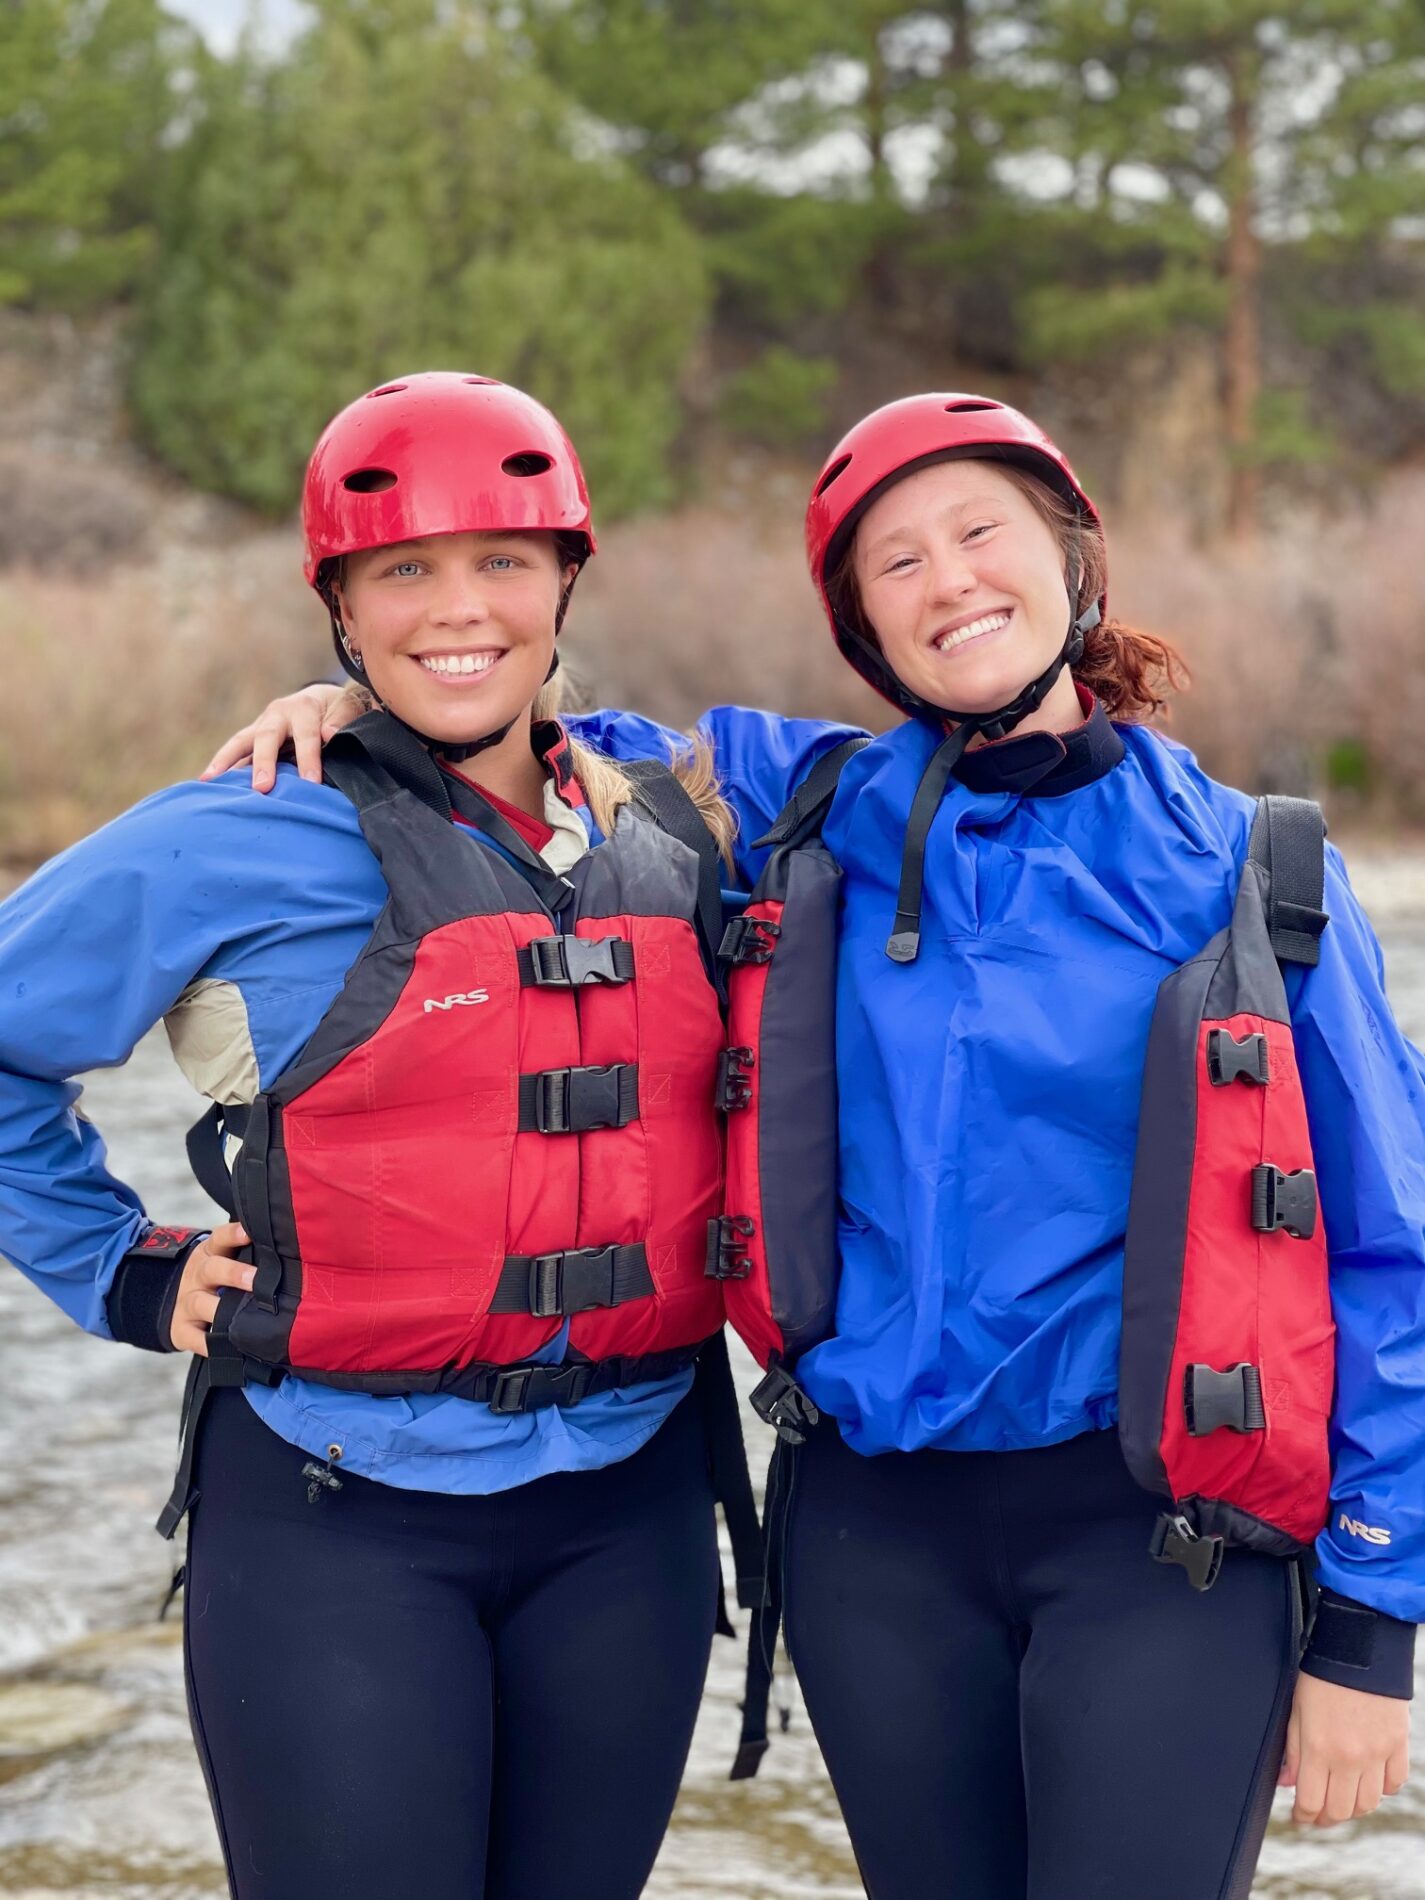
[
  {"left": 8, "top": 0, "right": 1424, "bottom": 520},
  {"left": 129, "top": 0, "right": 706, "bottom": 516},
  {"left": 0, "top": 0, "right": 194, "bottom": 308}
]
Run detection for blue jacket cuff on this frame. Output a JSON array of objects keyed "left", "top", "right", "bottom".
[{"left": 1301, "top": 1586, "right": 1416, "bottom": 1700}]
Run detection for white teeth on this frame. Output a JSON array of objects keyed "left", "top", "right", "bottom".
[
  {"left": 936, "top": 611, "right": 1010, "bottom": 652},
  {"left": 418, "top": 652, "right": 499, "bottom": 676}
]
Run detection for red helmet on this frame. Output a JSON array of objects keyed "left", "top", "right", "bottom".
[
  {"left": 805, "top": 393, "right": 1105, "bottom": 709},
  {"left": 302, "top": 372, "right": 596, "bottom": 587}
]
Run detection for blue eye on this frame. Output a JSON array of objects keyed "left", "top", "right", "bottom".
[
  {"left": 486, "top": 555, "right": 518, "bottom": 571},
  {"left": 390, "top": 561, "right": 422, "bottom": 577}
]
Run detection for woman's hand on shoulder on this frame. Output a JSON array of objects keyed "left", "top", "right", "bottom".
[
  {"left": 200, "top": 683, "right": 369, "bottom": 791},
  {"left": 1280, "top": 1668, "right": 1411, "bottom": 1826}
]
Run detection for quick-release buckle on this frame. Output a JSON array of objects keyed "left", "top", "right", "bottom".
[
  {"left": 528, "top": 1253, "right": 565, "bottom": 1319},
  {"left": 527, "top": 935, "right": 633, "bottom": 988},
  {"left": 1251, "top": 1163, "right": 1318, "bottom": 1240},
  {"left": 489, "top": 1367, "right": 535, "bottom": 1414},
  {"left": 1184, "top": 1362, "right": 1266, "bottom": 1437},
  {"left": 531, "top": 1065, "right": 634, "bottom": 1135},
  {"left": 706, "top": 1214, "right": 756, "bottom": 1280},
  {"left": 719, "top": 915, "right": 782, "bottom": 966},
  {"left": 1150, "top": 1512, "right": 1225, "bottom": 1592},
  {"left": 750, "top": 1365, "right": 821, "bottom": 1446},
  {"left": 716, "top": 1047, "right": 756, "bottom": 1113},
  {"left": 1206, "top": 1028, "right": 1270, "bottom": 1087}
]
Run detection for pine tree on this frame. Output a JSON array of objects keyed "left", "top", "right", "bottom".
[{"left": 129, "top": 0, "right": 707, "bottom": 518}]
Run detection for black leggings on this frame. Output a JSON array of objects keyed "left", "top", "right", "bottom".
[
  {"left": 783, "top": 1420, "right": 1304, "bottom": 1900},
  {"left": 183, "top": 1387, "right": 720, "bottom": 1900}
]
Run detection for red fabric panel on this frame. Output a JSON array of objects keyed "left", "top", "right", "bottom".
[
  {"left": 283, "top": 913, "right": 574, "bottom": 1372},
  {"left": 1161, "top": 1013, "right": 1334, "bottom": 1543},
  {"left": 720, "top": 899, "right": 786, "bottom": 1369}
]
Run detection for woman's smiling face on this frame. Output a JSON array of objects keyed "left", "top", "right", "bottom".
[
  {"left": 852, "top": 460, "right": 1074, "bottom": 717},
  {"left": 334, "top": 529, "right": 574, "bottom": 745}
]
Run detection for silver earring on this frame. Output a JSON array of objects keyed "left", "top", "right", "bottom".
[{"left": 341, "top": 632, "right": 365, "bottom": 673}]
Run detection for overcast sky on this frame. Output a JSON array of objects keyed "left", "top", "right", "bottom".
[{"left": 166, "top": 0, "right": 309, "bottom": 53}]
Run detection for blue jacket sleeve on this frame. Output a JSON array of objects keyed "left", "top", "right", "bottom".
[
  {"left": 0, "top": 774, "right": 357, "bottom": 1346},
  {"left": 564, "top": 705, "right": 868, "bottom": 889},
  {"left": 1286, "top": 844, "right": 1425, "bottom": 1637}
]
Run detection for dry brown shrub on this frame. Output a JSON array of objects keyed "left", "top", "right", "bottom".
[{"left": 1, "top": 450, "right": 154, "bottom": 574}]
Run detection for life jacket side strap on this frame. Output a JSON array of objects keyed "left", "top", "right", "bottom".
[{"left": 1248, "top": 795, "right": 1328, "bottom": 967}]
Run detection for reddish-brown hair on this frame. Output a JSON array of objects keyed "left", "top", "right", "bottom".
[{"left": 826, "top": 460, "right": 1189, "bottom": 722}]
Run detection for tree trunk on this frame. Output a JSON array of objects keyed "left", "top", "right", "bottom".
[{"left": 1223, "top": 41, "right": 1261, "bottom": 539}]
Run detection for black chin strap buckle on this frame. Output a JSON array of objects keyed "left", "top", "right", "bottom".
[
  {"left": 750, "top": 1364, "right": 820, "bottom": 1445},
  {"left": 1150, "top": 1512, "right": 1225, "bottom": 1592}
]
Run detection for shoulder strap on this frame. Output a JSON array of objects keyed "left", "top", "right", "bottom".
[
  {"left": 323, "top": 710, "right": 453, "bottom": 820},
  {"left": 622, "top": 758, "right": 725, "bottom": 984},
  {"left": 1247, "top": 794, "right": 1328, "bottom": 967},
  {"left": 752, "top": 736, "right": 871, "bottom": 852}
]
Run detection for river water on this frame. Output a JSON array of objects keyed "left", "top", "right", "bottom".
[{"left": 0, "top": 851, "right": 1422, "bottom": 1899}]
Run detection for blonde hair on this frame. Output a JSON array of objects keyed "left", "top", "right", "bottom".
[{"left": 533, "top": 671, "right": 738, "bottom": 867}]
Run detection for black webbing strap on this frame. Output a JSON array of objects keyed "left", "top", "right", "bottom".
[
  {"left": 516, "top": 1064, "right": 640, "bottom": 1135},
  {"left": 1248, "top": 795, "right": 1328, "bottom": 967},
  {"left": 489, "top": 1243, "right": 653, "bottom": 1318},
  {"left": 694, "top": 1332, "right": 765, "bottom": 1629},
  {"left": 886, "top": 726, "right": 975, "bottom": 962},
  {"left": 732, "top": 1433, "right": 796, "bottom": 1779},
  {"left": 324, "top": 711, "right": 454, "bottom": 821},
  {"left": 440, "top": 763, "right": 577, "bottom": 914},
  {"left": 752, "top": 735, "right": 871, "bottom": 851},
  {"left": 184, "top": 1103, "right": 251, "bottom": 1219},
  {"left": 622, "top": 759, "right": 725, "bottom": 985},
  {"left": 470, "top": 1348, "right": 700, "bottom": 1414},
  {"left": 155, "top": 1287, "right": 281, "bottom": 1538}
]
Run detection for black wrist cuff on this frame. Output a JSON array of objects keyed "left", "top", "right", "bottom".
[
  {"left": 1301, "top": 1586, "right": 1417, "bottom": 1700},
  {"left": 105, "top": 1225, "right": 208, "bottom": 1354}
]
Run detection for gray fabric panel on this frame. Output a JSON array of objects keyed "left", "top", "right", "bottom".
[
  {"left": 1118, "top": 941, "right": 1222, "bottom": 1499},
  {"left": 1205, "top": 859, "right": 1291, "bottom": 1024},
  {"left": 757, "top": 843, "right": 844, "bottom": 1362}
]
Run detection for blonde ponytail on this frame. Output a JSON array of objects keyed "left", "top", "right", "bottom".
[{"left": 533, "top": 674, "right": 738, "bottom": 867}]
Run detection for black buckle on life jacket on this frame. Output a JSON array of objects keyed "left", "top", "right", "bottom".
[
  {"left": 520, "top": 934, "right": 635, "bottom": 988},
  {"left": 750, "top": 1364, "right": 821, "bottom": 1446},
  {"left": 523, "top": 1064, "right": 640, "bottom": 1135},
  {"left": 719, "top": 915, "right": 782, "bottom": 965},
  {"left": 1150, "top": 1512, "right": 1225, "bottom": 1592},
  {"left": 1251, "top": 1163, "right": 1318, "bottom": 1240},
  {"left": 715, "top": 1047, "right": 756, "bottom": 1113},
  {"left": 706, "top": 1214, "right": 756, "bottom": 1280},
  {"left": 1207, "top": 1029, "right": 1270, "bottom": 1087},
  {"left": 1184, "top": 1362, "right": 1266, "bottom": 1437},
  {"left": 487, "top": 1362, "right": 596, "bottom": 1414}
]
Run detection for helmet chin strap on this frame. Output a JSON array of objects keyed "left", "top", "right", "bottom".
[{"left": 877, "top": 569, "right": 1103, "bottom": 964}]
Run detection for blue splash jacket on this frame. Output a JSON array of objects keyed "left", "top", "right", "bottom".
[{"left": 580, "top": 703, "right": 1425, "bottom": 1638}]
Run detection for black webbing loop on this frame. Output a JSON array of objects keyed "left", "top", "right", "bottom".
[
  {"left": 733, "top": 1433, "right": 797, "bottom": 1779},
  {"left": 695, "top": 1332, "right": 766, "bottom": 1622},
  {"left": 156, "top": 1353, "right": 209, "bottom": 1539},
  {"left": 489, "top": 1243, "right": 654, "bottom": 1318},
  {"left": 185, "top": 1102, "right": 251, "bottom": 1218},
  {"left": 622, "top": 759, "right": 726, "bottom": 989},
  {"left": 752, "top": 736, "right": 872, "bottom": 851},
  {"left": 1248, "top": 795, "right": 1328, "bottom": 967},
  {"left": 885, "top": 725, "right": 974, "bottom": 962},
  {"left": 517, "top": 1064, "right": 640, "bottom": 1135}
]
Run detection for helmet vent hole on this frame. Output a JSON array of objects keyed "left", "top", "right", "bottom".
[
  {"left": 945, "top": 399, "right": 998, "bottom": 413},
  {"left": 368, "top": 384, "right": 407, "bottom": 398},
  {"left": 502, "top": 451, "right": 553, "bottom": 477},
  {"left": 342, "top": 467, "right": 399, "bottom": 493},
  {"left": 464, "top": 375, "right": 498, "bottom": 385},
  {"left": 814, "top": 454, "right": 852, "bottom": 497}
]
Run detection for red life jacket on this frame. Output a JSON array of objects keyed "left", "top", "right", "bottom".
[
  {"left": 199, "top": 713, "right": 727, "bottom": 1412},
  {"left": 712, "top": 740, "right": 867, "bottom": 1438},
  {"left": 720, "top": 765, "right": 1335, "bottom": 1592},
  {"left": 1120, "top": 794, "right": 1334, "bottom": 1588}
]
